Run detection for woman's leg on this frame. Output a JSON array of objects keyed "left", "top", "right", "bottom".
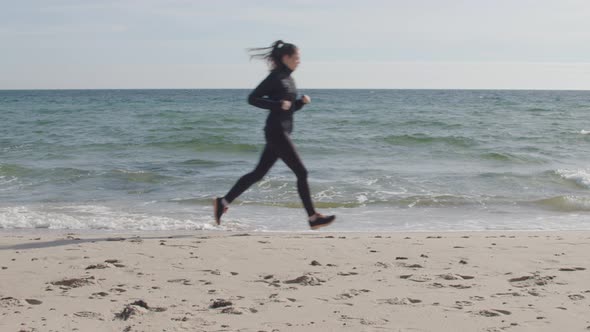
[
  {"left": 223, "top": 145, "right": 278, "bottom": 204},
  {"left": 271, "top": 132, "right": 316, "bottom": 217}
]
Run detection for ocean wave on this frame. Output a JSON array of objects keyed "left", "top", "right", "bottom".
[
  {"left": 221, "top": 194, "right": 487, "bottom": 210},
  {"left": 399, "top": 120, "right": 463, "bottom": 129},
  {"left": 534, "top": 196, "right": 590, "bottom": 212},
  {"left": 0, "top": 205, "right": 225, "bottom": 231},
  {"left": 178, "top": 159, "right": 224, "bottom": 167},
  {"left": 1, "top": 144, "right": 34, "bottom": 153},
  {"left": 526, "top": 108, "right": 552, "bottom": 112},
  {"left": 580, "top": 130, "right": 590, "bottom": 135},
  {"left": 554, "top": 169, "right": 590, "bottom": 189},
  {"left": 398, "top": 195, "right": 481, "bottom": 208},
  {"left": 264, "top": 201, "right": 364, "bottom": 209},
  {"left": 381, "top": 134, "right": 476, "bottom": 148},
  {"left": 108, "top": 169, "right": 173, "bottom": 184},
  {"left": 167, "top": 195, "right": 364, "bottom": 209},
  {"left": 0, "top": 175, "right": 19, "bottom": 190},
  {"left": 0, "top": 164, "right": 33, "bottom": 177},
  {"left": 76, "top": 138, "right": 260, "bottom": 154},
  {"left": 147, "top": 139, "right": 260, "bottom": 153},
  {"left": 0, "top": 164, "right": 175, "bottom": 187},
  {"left": 480, "top": 152, "right": 542, "bottom": 163}
]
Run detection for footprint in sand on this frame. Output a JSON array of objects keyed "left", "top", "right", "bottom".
[
  {"left": 568, "top": 294, "right": 585, "bottom": 301},
  {"left": 104, "top": 259, "right": 125, "bottom": 267},
  {"left": 508, "top": 273, "right": 555, "bottom": 288},
  {"left": 334, "top": 289, "right": 370, "bottom": 300},
  {"left": 439, "top": 273, "right": 474, "bottom": 280},
  {"left": 114, "top": 300, "right": 166, "bottom": 321},
  {"left": 284, "top": 274, "right": 324, "bottom": 286},
  {"left": 221, "top": 307, "right": 243, "bottom": 315},
  {"left": 450, "top": 284, "right": 472, "bottom": 289},
  {"left": 257, "top": 275, "right": 281, "bottom": 287},
  {"left": 400, "top": 274, "right": 432, "bottom": 282},
  {"left": 493, "top": 309, "right": 512, "bottom": 315},
  {"left": 559, "top": 267, "right": 586, "bottom": 272},
  {"left": 85, "top": 263, "right": 110, "bottom": 270},
  {"left": 210, "top": 299, "right": 233, "bottom": 309},
  {"left": 50, "top": 276, "right": 95, "bottom": 289},
  {"left": 477, "top": 309, "right": 511, "bottom": 317},
  {"left": 337, "top": 272, "right": 359, "bottom": 276},
  {"left": 110, "top": 288, "right": 127, "bottom": 293},
  {"left": 167, "top": 278, "right": 192, "bottom": 286},
  {"left": 209, "top": 299, "right": 243, "bottom": 315},
  {"left": 477, "top": 310, "right": 500, "bottom": 317},
  {"left": 494, "top": 292, "right": 524, "bottom": 297},
  {"left": 0, "top": 297, "right": 20, "bottom": 308},
  {"left": 378, "top": 297, "right": 422, "bottom": 305},
  {"left": 455, "top": 300, "right": 473, "bottom": 306},
  {"left": 74, "top": 311, "right": 103, "bottom": 319},
  {"left": 375, "top": 262, "right": 390, "bottom": 268}
]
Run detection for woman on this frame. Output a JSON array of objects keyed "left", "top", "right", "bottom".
[{"left": 214, "top": 40, "right": 335, "bottom": 230}]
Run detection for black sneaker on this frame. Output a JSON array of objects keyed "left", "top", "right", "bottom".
[
  {"left": 309, "top": 214, "right": 335, "bottom": 230},
  {"left": 213, "top": 197, "right": 228, "bottom": 225}
]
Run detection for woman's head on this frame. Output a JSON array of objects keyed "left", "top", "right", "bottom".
[{"left": 248, "top": 40, "right": 300, "bottom": 71}]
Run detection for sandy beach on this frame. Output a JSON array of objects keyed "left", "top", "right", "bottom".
[{"left": 1, "top": 230, "right": 589, "bottom": 331}]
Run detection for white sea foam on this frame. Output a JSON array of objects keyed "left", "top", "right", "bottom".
[
  {"left": 314, "top": 187, "right": 342, "bottom": 201},
  {"left": 580, "top": 130, "right": 590, "bottom": 135},
  {"left": 555, "top": 169, "right": 590, "bottom": 189},
  {"left": 356, "top": 194, "right": 369, "bottom": 204},
  {"left": 0, "top": 205, "right": 224, "bottom": 231},
  {"left": 0, "top": 176, "right": 18, "bottom": 187}
]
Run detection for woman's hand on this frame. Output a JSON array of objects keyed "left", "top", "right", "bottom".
[
  {"left": 281, "top": 100, "right": 292, "bottom": 111},
  {"left": 302, "top": 95, "right": 311, "bottom": 104}
]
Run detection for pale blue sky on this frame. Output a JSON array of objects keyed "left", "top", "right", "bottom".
[{"left": 1, "top": 0, "right": 590, "bottom": 89}]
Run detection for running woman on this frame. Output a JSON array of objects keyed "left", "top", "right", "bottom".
[{"left": 214, "top": 40, "right": 335, "bottom": 230}]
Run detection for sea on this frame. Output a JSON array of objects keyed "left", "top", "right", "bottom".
[{"left": 1, "top": 89, "right": 589, "bottom": 232}]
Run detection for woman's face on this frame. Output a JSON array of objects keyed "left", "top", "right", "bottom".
[{"left": 282, "top": 49, "right": 300, "bottom": 71}]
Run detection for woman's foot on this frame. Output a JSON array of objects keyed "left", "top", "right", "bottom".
[
  {"left": 213, "top": 197, "right": 228, "bottom": 225},
  {"left": 308, "top": 213, "right": 336, "bottom": 230}
]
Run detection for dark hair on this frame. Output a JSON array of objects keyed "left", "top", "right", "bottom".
[{"left": 248, "top": 40, "right": 298, "bottom": 69}]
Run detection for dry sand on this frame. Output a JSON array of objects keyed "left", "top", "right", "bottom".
[{"left": 1, "top": 230, "right": 589, "bottom": 331}]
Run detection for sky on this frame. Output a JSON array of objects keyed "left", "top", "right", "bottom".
[{"left": 1, "top": 0, "right": 590, "bottom": 89}]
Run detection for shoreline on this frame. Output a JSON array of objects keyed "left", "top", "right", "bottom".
[{"left": 2, "top": 230, "right": 589, "bottom": 331}]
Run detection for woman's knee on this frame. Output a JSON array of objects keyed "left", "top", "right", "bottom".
[
  {"left": 295, "top": 167, "right": 308, "bottom": 179},
  {"left": 247, "top": 169, "right": 266, "bottom": 183}
]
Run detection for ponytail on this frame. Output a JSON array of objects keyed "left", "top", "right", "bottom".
[{"left": 248, "top": 40, "right": 298, "bottom": 69}]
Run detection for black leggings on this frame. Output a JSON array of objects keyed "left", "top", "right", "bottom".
[{"left": 224, "top": 131, "right": 316, "bottom": 217}]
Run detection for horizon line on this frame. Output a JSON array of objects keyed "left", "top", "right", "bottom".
[{"left": 1, "top": 88, "right": 590, "bottom": 92}]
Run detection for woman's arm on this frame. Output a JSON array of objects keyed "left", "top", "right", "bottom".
[
  {"left": 247, "top": 74, "right": 282, "bottom": 111},
  {"left": 293, "top": 95, "right": 310, "bottom": 112}
]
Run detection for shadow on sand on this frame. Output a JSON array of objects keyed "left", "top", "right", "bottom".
[{"left": 0, "top": 234, "right": 194, "bottom": 251}]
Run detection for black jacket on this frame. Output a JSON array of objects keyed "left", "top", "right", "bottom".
[{"left": 248, "top": 66, "right": 305, "bottom": 134}]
